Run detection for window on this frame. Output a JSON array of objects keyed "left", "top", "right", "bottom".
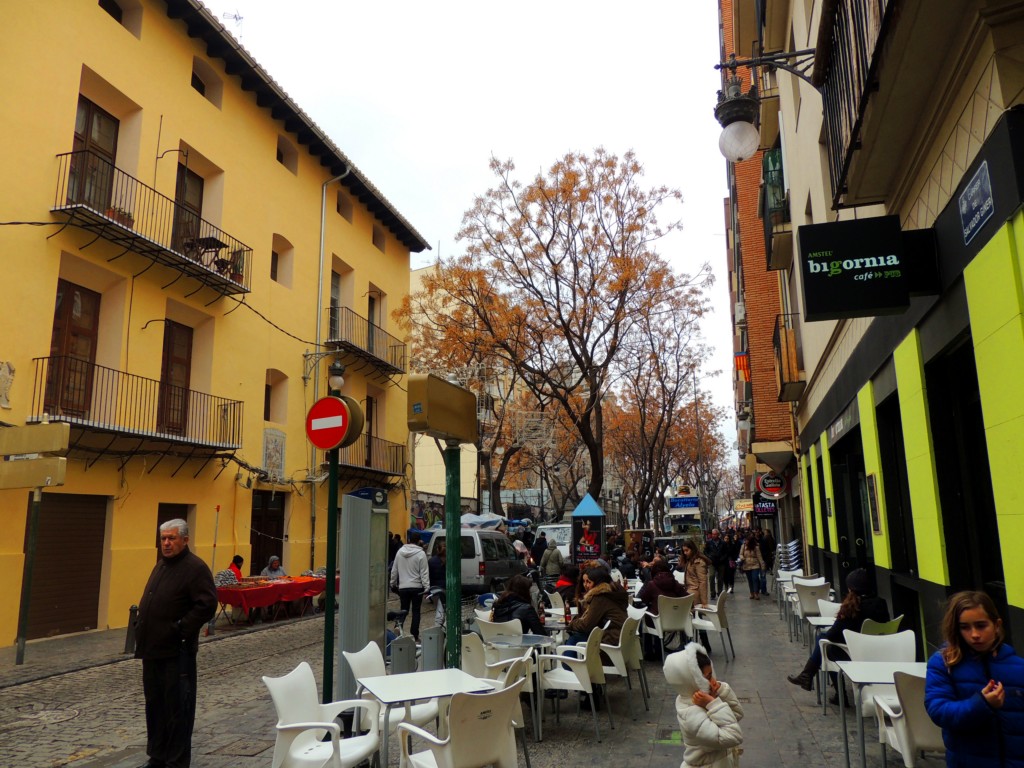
[
  {"left": 47, "top": 280, "right": 101, "bottom": 419},
  {"left": 158, "top": 320, "right": 193, "bottom": 436},
  {"left": 336, "top": 191, "right": 353, "bottom": 222},
  {"left": 372, "top": 224, "right": 385, "bottom": 253},
  {"left": 270, "top": 250, "right": 279, "bottom": 282},
  {"left": 191, "top": 58, "right": 223, "bottom": 108},
  {"left": 97, "top": 0, "right": 142, "bottom": 38},
  {"left": 270, "top": 235, "right": 294, "bottom": 288},
  {"left": 172, "top": 164, "right": 204, "bottom": 255},
  {"left": 99, "top": 0, "right": 122, "bottom": 23},
  {"left": 276, "top": 135, "right": 297, "bottom": 174},
  {"left": 70, "top": 96, "right": 119, "bottom": 211},
  {"left": 264, "top": 369, "right": 287, "bottom": 422}
]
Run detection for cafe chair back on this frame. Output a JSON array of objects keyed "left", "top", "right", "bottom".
[
  {"left": 691, "top": 589, "right": 735, "bottom": 661},
  {"left": 536, "top": 626, "right": 612, "bottom": 742},
  {"left": 649, "top": 593, "right": 695, "bottom": 663},
  {"left": 546, "top": 590, "right": 565, "bottom": 613},
  {"left": 342, "top": 641, "right": 439, "bottom": 735},
  {"left": 262, "top": 660, "right": 380, "bottom": 768},
  {"left": 860, "top": 615, "right": 904, "bottom": 636},
  {"left": 600, "top": 615, "right": 649, "bottom": 715},
  {"left": 874, "top": 671, "right": 944, "bottom": 767},
  {"left": 817, "top": 599, "right": 841, "bottom": 620},
  {"left": 397, "top": 677, "right": 526, "bottom": 768},
  {"left": 476, "top": 617, "right": 524, "bottom": 664},
  {"left": 843, "top": 629, "right": 917, "bottom": 717}
]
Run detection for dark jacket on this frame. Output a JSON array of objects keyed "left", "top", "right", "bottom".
[
  {"left": 530, "top": 537, "right": 548, "bottom": 566},
  {"left": 704, "top": 536, "right": 725, "bottom": 567},
  {"left": 926, "top": 643, "right": 1024, "bottom": 767},
  {"left": 821, "top": 594, "right": 890, "bottom": 648},
  {"left": 637, "top": 571, "right": 687, "bottom": 614},
  {"left": 491, "top": 593, "right": 547, "bottom": 635},
  {"left": 135, "top": 547, "right": 216, "bottom": 659},
  {"left": 428, "top": 555, "right": 445, "bottom": 591},
  {"left": 567, "top": 582, "right": 628, "bottom": 645}
]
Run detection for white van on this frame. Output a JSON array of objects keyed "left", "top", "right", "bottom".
[
  {"left": 425, "top": 528, "right": 526, "bottom": 594},
  {"left": 535, "top": 523, "right": 572, "bottom": 560}
]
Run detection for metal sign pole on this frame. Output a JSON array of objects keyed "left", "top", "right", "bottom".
[
  {"left": 443, "top": 439, "right": 462, "bottom": 668},
  {"left": 15, "top": 488, "right": 42, "bottom": 665}
]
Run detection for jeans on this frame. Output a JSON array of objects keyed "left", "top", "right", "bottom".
[
  {"left": 745, "top": 568, "right": 761, "bottom": 595},
  {"left": 759, "top": 569, "right": 769, "bottom": 594},
  {"left": 398, "top": 588, "right": 424, "bottom": 640},
  {"left": 710, "top": 563, "right": 726, "bottom": 598}
]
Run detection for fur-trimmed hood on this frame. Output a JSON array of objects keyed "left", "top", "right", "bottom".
[{"left": 664, "top": 641, "right": 712, "bottom": 697}]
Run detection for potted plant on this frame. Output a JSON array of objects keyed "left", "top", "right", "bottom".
[
  {"left": 105, "top": 206, "right": 134, "bottom": 228},
  {"left": 229, "top": 251, "right": 245, "bottom": 283}
]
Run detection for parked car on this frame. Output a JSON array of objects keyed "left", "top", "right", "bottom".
[
  {"left": 424, "top": 528, "right": 526, "bottom": 594},
  {"left": 535, "top": 523, "right": 572, "bottom": 559}
]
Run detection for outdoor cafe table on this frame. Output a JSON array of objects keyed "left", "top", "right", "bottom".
[
  {"left": 835, "top": 660, "right": 928, "bottom": 768},
  {"left": 357, "top": 667, "right": 493, "bottom": 768},
  {"left": 215, "top": 576, "right": 327, "bottom": 617}
]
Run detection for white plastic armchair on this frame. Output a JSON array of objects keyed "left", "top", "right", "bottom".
[
  {"left": 691, "top": 590, "right": 735, "bottom": 660},
  {"left": 342, "top": 641, "right": 439, "bottom": 735},
  {"left": 843, "top": 629, "right": 917, "bottom": 718},
  {"left": 262, "top": 661, "right": 380, "bottom": 768},
  {"left": 648, "top": 594, "right": 695, "bottom": 662},
  {"left": 476, "top": 617, "right": 524, "bottom": 664},
  {"left": 792, "top": 582, "right": 831, "bottom": 643},
  {"left": 536, "top": 626, "right": 611, "bottom": 741},
  {"left": 600, "top": 615, "right": 648, "bottom": 716},
  {"left": 398, "top": 678, "right": 526, "bottom": 768},
  {"left": 818, "top": 636, "right": 849, "bottom": 713},
  {"left": 874, "top": 671, "right": 944, "bottom": 767}
]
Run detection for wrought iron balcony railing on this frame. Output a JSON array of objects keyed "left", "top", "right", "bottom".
[
  {"left": 327, "top": 306, "right": 407, "bottom": 375},
  {"left": 337, "top": 433, "right": 406, "bottom": 476},
  {"left": 761, "top": 147, "right": 792, "bottom": 271},
  {"left": 30, "top": 355, "right": 243, "bottom": 448},
  {"left": 52, "top": 150, "right": 252, "bottom": 296},
  {"left": 773, "top": 314, "right": 806, "bottom": 403},
  {"left": 820, "top": 0, "right": 894, "bottom": 207}
]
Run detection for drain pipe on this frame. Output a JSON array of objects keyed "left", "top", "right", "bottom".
[{"left": 310, "top": 167, "right": 350, "bottom": 567}]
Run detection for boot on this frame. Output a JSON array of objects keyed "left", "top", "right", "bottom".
[
  {"left": 829, "top": 682, "right": 852, "bottom": 707},
  {"left": 787, "top": 659, "right": 817, "bottom": 691}
]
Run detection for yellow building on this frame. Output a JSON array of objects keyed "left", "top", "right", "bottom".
[{"left": 0, "top": 0, "right": 428, "bottom": 644}]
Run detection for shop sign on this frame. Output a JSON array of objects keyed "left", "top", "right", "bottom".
[
  {"left": 959, "top": 161, "right": 994, "bottom": 246},
  {"left": 798, "top": 216, "right": 909, "bottom": 321},
  {"left": 733, "top": 498, "right": 753, "bottom": 513},
  {"left": 756, "top": 471, "right": 788, "bottom": 499},
  {"left": 754, "top": 498, "right": 778, "bottom": 518}
]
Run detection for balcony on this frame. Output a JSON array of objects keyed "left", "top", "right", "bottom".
[
  {"left": 326, "top": 306, "right": 406, "bottom": 375},
  {"left": 30, "top": 355, "right": 243, "bottom": 465},
  {"left": 773, "top": 314, "right": 806, "bottom": 402},
  {"left": 52, "top": 151, "right": 252, "bottom": 296},
  {"left": 333, "top": 433, "right": 406, "bottom": 480},
  {"left": 761, "top": 148, "right": 792, "bottom": 271},
  {"left": 818, "top": 0, "right": 966, "bottom": 207}
]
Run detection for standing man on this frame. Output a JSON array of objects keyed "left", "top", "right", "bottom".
[
  {"left": 390, "top": 531, "right": 430, "bottom": 642},
  {"left": 530, "top": 531, "right": 548, "bottom": 567},
  {"left": 134, "top": 519, "right": 216, "bottom": 768},
  {"left": 704, "top": 528, "right": 726, "bottom": 600}
]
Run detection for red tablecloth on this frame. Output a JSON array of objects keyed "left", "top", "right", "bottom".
[{"left": 217, "top": 577, "right": 327, "bottom": 613}]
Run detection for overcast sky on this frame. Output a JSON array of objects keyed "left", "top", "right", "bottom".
[{"left": 200, "top": 1, "right": 734, "bottom": 436}]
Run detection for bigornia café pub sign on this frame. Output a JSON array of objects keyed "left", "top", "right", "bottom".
[{"left": 798, "top": 215, "right": 909, "bottom": 322}]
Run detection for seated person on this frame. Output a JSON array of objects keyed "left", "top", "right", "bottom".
[
  {"left": 261, "top": 555, "right": 287, "bottom": 579},
  {"left": 490, "top": 574, "right": 547, "bottom": 635},
  {"left": 636, "top": 559, "right": 688, "bottom": 657},
  {"left": 229, "top": 554, "right": 244, "bottom": 582},
  {"left": 565, "top": 565, "right": 628, "bottom": 647},
  {"left": 553, "top": 563, "right": 579, "bottom": 609}
]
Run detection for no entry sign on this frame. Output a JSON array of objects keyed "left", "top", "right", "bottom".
[{"left": 305, "top": 397, "right": 351, "bottom": 450}]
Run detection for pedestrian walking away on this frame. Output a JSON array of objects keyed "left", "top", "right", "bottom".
[
  {"left": 737, "top": 534, "right": 764, "bottom": 600},
  {"left": 390, "top": 531, "right": 430, "bottom": 642},
  {"left": 134, "top": 518, "right": 217, "bottom": 768}
]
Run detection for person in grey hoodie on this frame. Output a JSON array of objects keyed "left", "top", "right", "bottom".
[
  {"left": 390, "top": 532, "right": 430, "bottom": 641},
  {"left": 260, "top": 555, "right": 286, "bottom": 579}
]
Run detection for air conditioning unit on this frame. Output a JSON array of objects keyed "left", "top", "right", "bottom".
[{"left": 734, "top": 302, "right": 746, "bottom": 325}]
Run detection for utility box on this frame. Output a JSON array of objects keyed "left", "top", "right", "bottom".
[{"left": 407, "top": 374, "right": 478, "bottom": 444}]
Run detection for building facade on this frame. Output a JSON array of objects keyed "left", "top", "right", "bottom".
[
  {"left": 0, "top": 0, "right": 427, "bottom": 644},
  {"left": 723, "top": 0, "right": 1024, "bottom": 646}
]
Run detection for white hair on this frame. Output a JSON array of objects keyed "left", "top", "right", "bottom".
[{"left": 160, "top": 518, "right": 189, "bottom": 538}]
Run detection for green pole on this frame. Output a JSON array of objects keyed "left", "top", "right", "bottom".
[
  {"left": 323, "top": 415, "right": 340, "bottom": 702},
  {"left": 443, "top": 439, "right": 462, "bottom": 668}
]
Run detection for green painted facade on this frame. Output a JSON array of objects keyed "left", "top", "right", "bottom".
[{"left": 857, "top": 381, "right": 891, "bottom": 569}]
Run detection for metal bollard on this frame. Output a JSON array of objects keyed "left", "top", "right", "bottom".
[
  {"left": 421, "top": 627, "right": 445, "bottom": 670},
  {"left": 123, "top": 604, "right": 139, "bottom": 655}
]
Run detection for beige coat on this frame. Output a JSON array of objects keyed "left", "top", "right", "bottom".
[
  {"left": 737, "top": 543, "right": 764, "bottom": 572},
  {"left": 679, "top": 556, "right": 710, "bottom": 607}
]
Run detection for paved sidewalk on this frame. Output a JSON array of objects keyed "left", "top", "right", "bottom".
[{"left": 0, "top": 582, "right": 943, "bottom": 768}]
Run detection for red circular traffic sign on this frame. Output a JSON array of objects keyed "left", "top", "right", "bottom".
[{"left": 305, "top": 397, "right": 351, "bottom": 450}]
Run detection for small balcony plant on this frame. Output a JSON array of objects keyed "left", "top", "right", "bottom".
[{"left": 105, "top": 206, "right": 135, "bottom": 228}]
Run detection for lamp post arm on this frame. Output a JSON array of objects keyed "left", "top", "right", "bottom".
[{"left": 715, "top": 49, "right": 818, "bottom": 89}]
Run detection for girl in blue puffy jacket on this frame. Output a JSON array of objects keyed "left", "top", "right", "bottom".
[{"left": 925, "top": 591, "right": 1024, "bottom": 767}]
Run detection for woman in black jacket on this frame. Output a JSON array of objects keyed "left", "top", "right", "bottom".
[
  {"left": 490, "top": 574, "right": 547, "bottom": 635},
  {"left": 786, "top": 568, "right": 890, "bottom": 702}
]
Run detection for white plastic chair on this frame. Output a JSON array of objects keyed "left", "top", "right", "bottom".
[
  {"left": 545, "top": 590, "right": 565, "bottom": 614},
  {"left": 342, "top": 641, "right": 440, "bottom": 735},
  {"left": 818, "top": 599, "right": 841, "bottom": 619},
  {"left": 599, "top": 615, "right": 648, "bottom": 716},
  {"left": 691, "top": 590, "right": 735, "bottom": 661},
  {"left": 792, "top": 582, "right": 831, "bottom": 643},
  {"left": 818, "top": 635, "right": 849, "bottom": 713},
  {"left": 262, "top": 661, "right": 380, "bottom": 768},
  {"left": 476, "top": 618, "right": 524, "bottom": 664},
  {"left": 647, "top": 594, "right": 695, "bottom": 662},
  {"left": 842, "top": 630, "right": 917, "bottom": 719},
  {"left": 875, "top": 671, "right": 944, "bottom": 767},
  {"left": 626, "top": 604, "right": 648, "bottom": 622},
  {"left": 536, "top": 626, "right": 612, "bottom": 742},
  {"left": 774, "top": 567, "right": 803, "bottom": 613},
  {"left": 398, "top": 678, "right": 526, "bottom": 768}
]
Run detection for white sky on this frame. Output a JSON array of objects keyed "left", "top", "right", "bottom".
[{"left": 200, "top": 1, "right": 734, "bottom": 439}]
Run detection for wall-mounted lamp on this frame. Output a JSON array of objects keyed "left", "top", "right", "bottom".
[
  {"left": 328, "top": 359, "right": 346, "bottom": 391},
  {"left": 713, "top": 50, "right": 817, "bottom": 163}
]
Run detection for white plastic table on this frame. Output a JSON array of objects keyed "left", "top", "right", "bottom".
[
  {"left": 485, "top": 633, "right": 556, "bottom": 740},
  {"left": 357, "top": 667, "right": 492, "bottom": 767},
  {"left": 835, "top": 661, "right": 927, "bottom": 768}
]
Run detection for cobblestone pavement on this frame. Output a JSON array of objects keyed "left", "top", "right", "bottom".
[{"left": 0, "top": 587, "right": 944, "bottom": 768}]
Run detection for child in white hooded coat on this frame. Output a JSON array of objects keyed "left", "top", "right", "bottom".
[{"left": 663, "top": 642, "right": 744, "bottom": 768}]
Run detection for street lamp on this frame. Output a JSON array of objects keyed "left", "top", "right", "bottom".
[{"left": 322, "top": 358, "right": 345, "bottom": 701}]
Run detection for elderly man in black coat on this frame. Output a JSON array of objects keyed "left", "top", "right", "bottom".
[{"left": 134, "top": 519, "right": 216, "bottom": 768}]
